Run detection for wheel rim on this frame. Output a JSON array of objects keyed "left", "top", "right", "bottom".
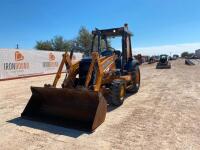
[
  {"left": 120, "top": 86, "right": 125, "bottom": 100},
  {"left": 136, "top": 71, "right": 140, "bottom": 82},
  {"left": 135, "top": 70, "right": 140, "bottom": 87}
]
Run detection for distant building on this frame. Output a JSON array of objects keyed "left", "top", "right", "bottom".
[{"left": 195, "top": 49, "right": 200, "bottom": 58}]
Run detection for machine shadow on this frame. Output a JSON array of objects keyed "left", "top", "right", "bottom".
[
  {"left": 7, "top": 117, "right": 88, "bottom": 138},
  {"left": 107, "top": 92, "right": 135, "bottom": 112}
]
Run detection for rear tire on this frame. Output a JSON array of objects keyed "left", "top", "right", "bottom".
[
  {"left": 110, "top": 79, "right": 126, "bottom": 106},
  {"left": 127, "top": 66, "right": 140, "bottom": 93}
]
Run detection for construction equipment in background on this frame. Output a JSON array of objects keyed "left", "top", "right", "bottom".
[
  {"left": 185, "top": 59, "right": 195, "bottom": 65},
  {"left": 156, "top": 54, "right": 171, "bottom": 69},
  {"left": 172, "top": 54, "right": 179, "bottom": 60},
  {"left": 148, "top": 56, "right": 156, "bottom": 64},
  {"left": 21, "top": 24, "right": 140, "bottom": 131},
  {"left": 185, "top": 54, "right": 200, "bottom": 65}
]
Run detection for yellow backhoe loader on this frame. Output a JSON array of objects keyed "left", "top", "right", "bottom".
[{"left": 21, "top": 24, "right": 140, "bottom": 131}]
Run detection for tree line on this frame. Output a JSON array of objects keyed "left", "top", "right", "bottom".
[
  {"left": 35, "top": 27, "right": 111, "bottom": 55},
  {"left": 35, "top": 29, "right": 197, "bottom": 58}
]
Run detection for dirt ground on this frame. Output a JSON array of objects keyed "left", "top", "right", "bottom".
[{"left": 0, "top": 59, "right": 200, "bottom": 150}]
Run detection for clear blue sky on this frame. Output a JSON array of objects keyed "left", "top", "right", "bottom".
[{"left": 0, "top": 0, "right": 200, "bottom": 53}]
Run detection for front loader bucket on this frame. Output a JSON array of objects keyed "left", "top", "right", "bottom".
[{"left": 21, "top": 87, "right": 107, "bottom": 131}]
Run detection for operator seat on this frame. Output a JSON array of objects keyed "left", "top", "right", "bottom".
[{"left": 114, "top": 50, "right": 122, "bottom": 69}]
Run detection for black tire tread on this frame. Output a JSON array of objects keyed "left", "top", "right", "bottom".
[
  {"left": 127, "top": 66, "right": 140, "bottom": 93},
  {"left": 110, "top": 79, "right": 126, "bottom": 106}
]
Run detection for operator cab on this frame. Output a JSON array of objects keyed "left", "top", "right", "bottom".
[
  {"left": 79, "top": 24, "right": 138, "bottom": 85},
  {"left": 91, "top": 24, "right": 134, "bottom": 70},
  {"left": 159, "top": 54, "right": 169, "bottom": 64}
]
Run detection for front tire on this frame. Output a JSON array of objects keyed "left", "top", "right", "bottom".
[{"left": 110, "top": 79, "right": 126, "bottom": 106}]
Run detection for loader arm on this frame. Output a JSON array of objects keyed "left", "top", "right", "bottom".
[
  {"left": 52, "top": 52, "right": 72, "bottom": 87},
  {"left": 85, "top": 52, "right": 99, "bottom": 88},
  {"left": 85, "top": 52, "right": 116, "bottom": 91},
  {"left": 62, "top": 61, "right": 79, "bottom": 88}
]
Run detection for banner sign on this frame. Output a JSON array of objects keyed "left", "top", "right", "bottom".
[{"left": 0, "top": 49, "right": 82, "bottom": 80}]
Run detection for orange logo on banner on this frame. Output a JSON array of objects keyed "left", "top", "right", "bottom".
[
  {"left": 15, "top": 51, "right": 24, "bottom": 61},
  {"left": 49, "top": 53, "right": 56, "bottom": 61}
]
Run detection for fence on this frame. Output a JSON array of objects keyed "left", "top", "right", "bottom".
[{"left": 0, "top": 49, "right": 82, "bottom": 80}]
